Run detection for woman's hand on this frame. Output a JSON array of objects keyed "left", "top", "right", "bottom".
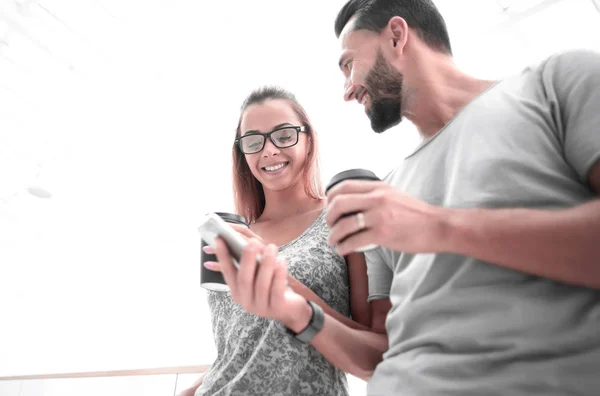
[
  {"left": 229, "top": 223, "right": 265, "bottom": 244},
  {"left": 204, "top": 239, "right": 312, "bottom": 333}
]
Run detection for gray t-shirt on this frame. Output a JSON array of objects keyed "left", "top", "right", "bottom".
[
  {"left": 197, "top": 209, "right": 350, "bottom": 396},
  {"left": 367, "top": 50, "right": 600, "bottom": 396}
]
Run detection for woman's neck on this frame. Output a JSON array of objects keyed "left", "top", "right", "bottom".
[{"left": 258, "top": 181, "right": 324, "bottom": 223}]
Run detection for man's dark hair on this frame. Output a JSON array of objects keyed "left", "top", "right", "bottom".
[{"left": 334, "top": 0, "right": 452, "bottom": 55}]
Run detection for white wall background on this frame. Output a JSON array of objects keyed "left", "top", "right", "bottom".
[{"left": 1, "top": 0, "right": 600, "bottom": 387}]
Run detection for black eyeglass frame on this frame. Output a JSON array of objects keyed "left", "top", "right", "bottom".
[{"left": 235, "top": 125, "right": 308, "bottom": 154}]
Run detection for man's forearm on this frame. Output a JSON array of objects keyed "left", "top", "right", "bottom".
[{"left": 443, "top": 199, "right": 600, "bottom": 288}]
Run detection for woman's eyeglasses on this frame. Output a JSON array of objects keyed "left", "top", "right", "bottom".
[{"left": 235, "top": 125, "right": 307, "bottom": 155}]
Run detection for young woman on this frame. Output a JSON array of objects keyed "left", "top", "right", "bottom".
[{"left": 181, "top": 86, "right": 371, "bottom": 396}]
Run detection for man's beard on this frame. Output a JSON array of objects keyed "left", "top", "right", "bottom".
[{"left": 365, "top": 50, "right": 404, "bottom": 133}]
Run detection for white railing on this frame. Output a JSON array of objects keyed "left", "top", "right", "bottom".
[{"left": 0, "top": 366, "right": 209, "bottom": 396}]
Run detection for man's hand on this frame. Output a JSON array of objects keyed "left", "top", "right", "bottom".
[
  {"left": 205, "top": 238, "right": 312, "bottom": 332},
  {"left": 326, "top": 180, "right": 448, "bottom": 256}
]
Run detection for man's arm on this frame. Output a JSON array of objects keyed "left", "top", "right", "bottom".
[
  {"left": 328, "top": 168, "right": 600, "bottom": 290},
  {"left": 346, "top": 252, "right": 371, "bottom": 326},
  {"left": 442, "top": 161, "right": 600, "bottom": 289},
  {"left": 328, "top": 160, "right": 600, "bottom": 289}
]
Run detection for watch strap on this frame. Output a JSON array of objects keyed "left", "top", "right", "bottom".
[{"left": 286, "top": 300, "right": 324, "bottom": 343}]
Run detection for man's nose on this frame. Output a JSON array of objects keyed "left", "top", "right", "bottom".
[{"left": 344, "top": 80, "right": 357, "bottom": 102}]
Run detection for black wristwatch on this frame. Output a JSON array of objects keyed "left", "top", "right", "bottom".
[{"left": 286, "top": 299, "right": 324, "bottom": 343}]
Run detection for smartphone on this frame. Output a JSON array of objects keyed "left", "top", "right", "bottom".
[{"left": 197, "top": 212, "right": 260, "bottom": 269}]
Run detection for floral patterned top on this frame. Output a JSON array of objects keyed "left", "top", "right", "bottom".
[{"left": 197, "top": 209, "right": 350, "bottom": 395}]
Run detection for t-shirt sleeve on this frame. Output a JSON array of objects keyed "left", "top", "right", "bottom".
[
  {"left": 364, "top": 247, "right": 393, "bottom": 302},
  {"left": 544, "top": 49, "right": 600, "bottom": 185}
]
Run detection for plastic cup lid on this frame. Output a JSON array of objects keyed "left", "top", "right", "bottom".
[
  {"left": 212, "top": 212, "right": 248, "bottom": 225},
  {"left": 326, "top": 169, "right": 379, "bottom": 193}
]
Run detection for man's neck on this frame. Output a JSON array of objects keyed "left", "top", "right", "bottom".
[{"left": 403, "top": 53, "right": 497, "bottom": 138}]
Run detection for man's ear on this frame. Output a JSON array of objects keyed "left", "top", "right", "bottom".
[{"left": 387, "top": 16, "right": 408, "bottom": 54}]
